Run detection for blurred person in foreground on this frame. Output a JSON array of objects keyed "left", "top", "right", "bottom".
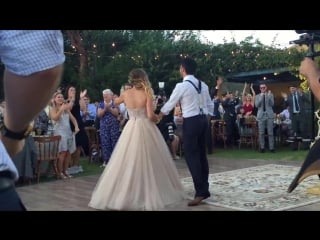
[
  {"left": 299, "top": 58, "right": 320, "bottom": 102},
  {"left": 0, "top": 30, "right": 65, "bottom": 211}
]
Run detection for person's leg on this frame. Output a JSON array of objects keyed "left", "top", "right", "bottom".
[
  {"left": 57, "top": 151, "right": 69, "bottom": 179},
  {"left": 198, "top": 117, "right": 210, "bottom": 195},
  {"left": 71, "top": 147, "right": 81, "bottom": 167},
  {"left": 225, "top": 119, "right": 232, "bottom": 146},
  {"left": 171, "top": 135, "right": 179, "bottom": 160},
  {"left": 102, "top": 127, "right": 113, "bottom": 166},
  {"left": 299, "top": 116, "right": 309, "bottom": 149},
  {"left": 267, "top": 118, "right": 275, "bottom": 151},
  {"left": 183, "top": 115, "right": 210, "bottom": 198},
  {"left": 0, "top": 186, "right": 27, "bottom": 211},
  {"left": 206, "top": 116, "right": 213, "bottom": 154},
  {"left": 258, "top": 120, "right": 266, "bottom": 152},
  {"left": 71, "top": 131, "right": 87, "bottom": 171},
  {"left": 291, "top": 115, "right": 299, "bottom": 150},
  {"left": 63, "top": 151, "right": 72, "bottom": 178}
]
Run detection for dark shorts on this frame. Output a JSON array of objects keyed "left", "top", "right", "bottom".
[{"left": 0, "top": 171, "right": 26, "bottom": 211}]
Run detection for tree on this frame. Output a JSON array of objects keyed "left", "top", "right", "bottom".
[
  {"left": 61, "top": 30, "right": 310, "bottom": 99},
  {"left": 64, "top": 30, "right": 88, "bottom": 88}
]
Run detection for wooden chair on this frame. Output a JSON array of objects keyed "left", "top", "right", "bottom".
[
  {"left": 33, "top": 135, "right": 61, "bottom": 183},
  {"left": 211, "top": 120, "right": 227, "bottom": 149},
  {"left": 84, "top": 126, "right": 101, "bottom": 163},
  {"left": 211, "top": 120, "right": 219, "bottom": 147},
  {"left": 238, "top": 118, "right": 257, "bottom": 149}
]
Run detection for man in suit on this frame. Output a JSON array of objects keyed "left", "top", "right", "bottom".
[
  {"left": 221, "top": 91, "right": 240, "bottom": 147},
  {"left": 281, "top": 85, "right": 310, "bottom": 150},
  {"left": 159, "top": 57, "right": 213, "bottom": 206},
  {"left": 255, "top": 83, "right": 275, "bottom": 153}
]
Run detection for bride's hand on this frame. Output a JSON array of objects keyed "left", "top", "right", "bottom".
[{"left": 155, "top": 114, "right": 162, "bottom": 124}]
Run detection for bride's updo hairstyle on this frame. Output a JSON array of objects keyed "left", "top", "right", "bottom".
[{"left": 128, "top": 68, "right": 154, "bottom": 97}]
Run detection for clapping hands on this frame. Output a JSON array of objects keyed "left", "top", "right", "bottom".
[{"left": 80, "top": 89, "right": 87, "bottom": 99}]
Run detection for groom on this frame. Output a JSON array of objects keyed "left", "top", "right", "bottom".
[{"left": 159, "top": 57, "right": 213, "bottom": 206}]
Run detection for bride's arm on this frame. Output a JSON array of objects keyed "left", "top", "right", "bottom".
[
  {"left": 114, "top": 93, "right": 124, "bottom": 106},
  {"left": 146, "top": 94, "right": 159, "bottom": 123}
]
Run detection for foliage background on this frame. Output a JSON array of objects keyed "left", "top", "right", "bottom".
[{"left": 0, "top": 30, "right": 316, "bottom": 102}]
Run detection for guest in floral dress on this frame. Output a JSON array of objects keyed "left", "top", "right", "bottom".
[{"left": 97, "top": 89, "right": 120, "bottom": 167}]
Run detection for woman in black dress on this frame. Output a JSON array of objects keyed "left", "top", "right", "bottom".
[{"left": 65, "top": 85, "right": 89, "bottom": 174}]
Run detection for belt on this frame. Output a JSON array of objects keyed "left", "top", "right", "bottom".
[
  {"left": 0, "top": 170, "right": 14, "bottom": 179},
  {"left": 292, "top": 112, "right": 300, "bottom": 115},
  {"left": 184, "top": 114, "right": 206, "bottom": 120},
  {"left": 0, "top": 170, "right": 14, "bottom": 191}
]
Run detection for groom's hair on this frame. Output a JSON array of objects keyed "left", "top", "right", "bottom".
[{"left": 180, "top": 57, "right": 196, "bottom": 75}]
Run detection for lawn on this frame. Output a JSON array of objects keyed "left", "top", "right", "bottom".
[
  {"left": 210, "top": 146, "right": 308, "bottom": 161},
  {"left": 74, "top": 158, "right": 104, "bottom": 177},
  {"left": 77, "top": 145, "right": 309, "bottom": 178},
  {"left": 18, "top": 145, "right": 309, "bottom": 186}
]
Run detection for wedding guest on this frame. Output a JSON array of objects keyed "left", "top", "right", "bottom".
[
  {"left": 241, "top": 82, "right": 256, "bottom": 116},
  {"left": 221, "top": 91, "right": 240, "bottom": 147},
  {"left": 255, "top": 83, "right": 275, "bottom": 153},
  {"left": 50, "top": 92, "right": 80, "bottom": 179},
  {"left": 97, "top": 89, "right": 121, "bottom": 167},
  {"left": 34, "top": 109, "right": 49, "bottom": 135},
  {"left": 281, "top": 84, "right": 310, "bottom": 150},
  {"left": 65, "top": 86, "right": 88, "bottom": 174},
  {"left": 80, "top": 95, "right": 97, "bottom": 127}
]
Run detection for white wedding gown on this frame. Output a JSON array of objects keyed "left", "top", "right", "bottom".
[{"left": 88, "top": 107, "right": 186, "bottom": 210}]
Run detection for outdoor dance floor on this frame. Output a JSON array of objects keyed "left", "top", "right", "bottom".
[{"left": 16, "top": 157, "right": 320, "bottom": 211}]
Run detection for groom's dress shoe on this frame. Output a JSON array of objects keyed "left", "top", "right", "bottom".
[{"left": 188, "top": 196, "right": 205, "bottom": 206}]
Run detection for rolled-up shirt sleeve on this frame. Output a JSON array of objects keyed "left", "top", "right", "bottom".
[{"left": 161, "top": 83, "right": 184, "bottom": 115}]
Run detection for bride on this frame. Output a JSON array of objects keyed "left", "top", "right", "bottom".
[{"left": 88, "top": 68, "right": 186, "bottom": 210}]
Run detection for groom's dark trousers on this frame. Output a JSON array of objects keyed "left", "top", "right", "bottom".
[{"left": 182, "top": 114, "right": 210, "bottom": 198}]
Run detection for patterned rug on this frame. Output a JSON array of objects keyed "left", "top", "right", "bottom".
[{"left": 181, "top": 164, "right": 320, "bottom": 211}]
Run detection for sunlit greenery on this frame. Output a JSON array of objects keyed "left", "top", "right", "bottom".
[{"left": 61, "top": 30, "right": 309, "bottom": 101}]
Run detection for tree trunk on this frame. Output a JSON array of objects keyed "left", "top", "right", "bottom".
[{"left": 65, "top": 30, "right": 88, "bottom": 87}]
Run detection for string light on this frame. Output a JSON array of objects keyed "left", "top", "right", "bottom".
[{"left": 64, "top": 41, "right": 305, "bottom": 75}]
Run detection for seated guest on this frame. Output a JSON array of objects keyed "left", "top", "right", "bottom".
[
  {"left": 34, "top": 109, "right": 49, "bottom": 135},
  {"left": 237, "top": 106, "right": 246, "bottom": 136},
  {"left": 80, "top": 95, "right": 97, "bottom": 127},
  {"left": 277, "top": 105, "right": 293, "bottom": 139}
]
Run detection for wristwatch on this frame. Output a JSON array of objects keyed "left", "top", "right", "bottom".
[{"left": 1, "top": 123, "right": 33, "bottom": 140}]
